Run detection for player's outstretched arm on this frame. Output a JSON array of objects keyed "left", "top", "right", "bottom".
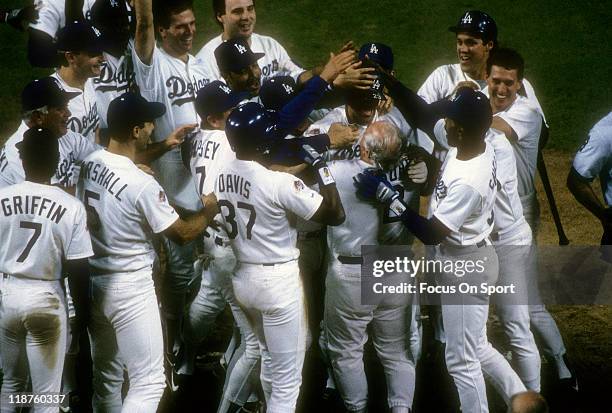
[
  {"left": 134, "top": 0, "right": 155, "bottom": 64},
  {"left": 64, "top": 258, "right": 91, "bottom": 334},
  {"left": 137, "top": 123, "right": 198, "bottom": 165},
  {"left": 300, "top": 144, "right": 345, "bottom": 226},
  {"left": 354, "top": 170, "right": 450, "bottom": 244},
  {"left": 567, "top": 167, "right": 609, "bottom": 223},
  {"left": 163, "top": 193, "right": 220, "bottom": 245}
]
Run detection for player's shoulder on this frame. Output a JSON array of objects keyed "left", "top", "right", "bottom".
[
  {"left": 591, "top": 111, "right": 612, "bottom": 135},
  {"left": 251, "top": 33, "right": 283, "bottom": 49},
  {"left": 196, "top": 34, "right": 223, "bottom": 59}
]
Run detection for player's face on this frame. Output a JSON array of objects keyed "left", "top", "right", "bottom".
[
  {"left": 40, "top": 104, "right": 71, "bottom": 137},
  {"left": 487, "top": 65, "right": 522, "bottom": 113},
  {"left": 219, "top": 0, "right": 256, "bottom": 39},
  {"left": 71, "top": 52, "right": 105, "bottom": 78},
  {"left": 346, "top": 99, "right": 378, "bottom": 126},
  {"left": 456, "top": 33, "right": 493, "bottom": 78},
  {"left": 161, "top": 9, "right": 197, "bottom": 55},
  {"left": 225, "top": 63, "right": 262, "bottom": 97},
  {"left": 444, "top": 118, "right": 460, "bottom": 147}
]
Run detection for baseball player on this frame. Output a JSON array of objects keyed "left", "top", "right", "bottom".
[
  {"left": 0, "top": 77, "right": 98, "bottom": 190},
  {"left": 133, "top": 0, "right": 214, "bottom": 360},
  {"left": 214, "top": 101, "right": 345, "bottom": 412},
  {"left": 52, "top": 20, "right": 104, "bottom": 143},
  {"left": 0, "top": 127, "right": 93, "bottom": 413},
  {"left": 76, "top": 92, "right": 219, "bottom": 412},
  {"left": 568, "top": 111, "right": 612, "bottom": 247},
  {"left": 355, "top": 88, "right": 526, "bottom": 412},
  {"left": 418, "top": 10, "right": 545, "bottom": 158},
  {"left": 484, "top": 47, "right": 576, "bottom": 389},
  {"left": 323, "top": 121, "right": 421, "bottom": 413},
  {"left": 90, "top": 0, "right": 135, "bottom": 134}
]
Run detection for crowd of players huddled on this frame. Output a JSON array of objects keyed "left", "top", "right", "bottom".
[{"left": 1, "top": 1, "right": 610, "bottom": 413}]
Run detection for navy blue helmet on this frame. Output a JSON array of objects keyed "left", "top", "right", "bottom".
[{"left": 225, "top": 102, "right": 279, "bottom": 156}]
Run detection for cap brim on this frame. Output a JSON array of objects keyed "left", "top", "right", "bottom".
[{"left": 143, "top": 102, "right": 166, "bottom": 121}]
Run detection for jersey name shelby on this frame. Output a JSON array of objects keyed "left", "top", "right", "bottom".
[{"left": 166, "top": 74, "right": 209, "bottom": 107}]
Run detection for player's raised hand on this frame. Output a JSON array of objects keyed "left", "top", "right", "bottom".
[
  {"left": 377, "top": 93, "right": 394, "bottom": 115},
  {"left": 333, "top": 60, "right": 377, "bottom": 90},
  {"left": 336, "top": 40, "right": 356, "bottom": 54},
  {"left": 319, "top": 50, "right": 357, "bottom": 84},
  {"left": 165, "top": 123, "right": 198, "bottom": 150},
  {"left": 353, "top": 169, "right": 399, "bottom": 204},
  {"left": 407, "top": 160, "right": 428, "bottom": 184},
  {"left": 450, "top": 81, "right": 480, "bottom": 98},
  {"left": 328, "top": 123, "right": 359, "bottom": 149}
]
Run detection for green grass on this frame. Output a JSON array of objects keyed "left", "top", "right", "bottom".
[{"left": 1, "top": 0, "right": 611, "bottom": 152}]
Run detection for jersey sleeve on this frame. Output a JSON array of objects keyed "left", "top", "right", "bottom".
[
  {"left": 65, "top": 203, "right": 94, "bottom": 260},
  {"left": 417, "top": 67, "right": 445, "bottom": 104},
  {"left": 496, "top": 100, "right": 542, "bottom": 142},
  {"left": 433, "top": 119, "right": 450, "bottom": 150},
  {"left": 132, "top": 46, "right": 161, "bottom": 93},
  {"left": 275, "top": 173, "right": 323, "bottom": 221},
  {"left": 433, "top": 184, "right": 481, "bottom": 232},
  {"left": 573, "top": 126, "right": 610, "bottom": 181},
  {"left": 29, "top": 0, "right": 63, "bottom": 37},
  {"left": 135, "top": 180, "right": 179, "bottom": 234}
]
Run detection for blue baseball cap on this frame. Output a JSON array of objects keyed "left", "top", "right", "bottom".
[
  {"left": 259, "top": 76, "right": 297, "bottom": 112},
  {"left": 17, "top": 128, "right": 60, "bottom": 163},
  {"left": 442, "top": 87, "right": 492, "bottom": 136},
  {"left": 107, "top": 92, "right": 166, "bottom": 132},
  {"left": 214, "top": 39, "right": 265, "bottom": 73},
  {"left": 195, "top": 81, "right": 249, "bottom": 119},
  {"left": 21, "top": 77, "right": 80, "bottom": 112},
  {"left": 358, "top": 43, "right": 394, "bottom": 71},
  {"left": 56, "top": 21, "right": 105, "bottom": 55},
  {"left": 449, "top": 11, "right": 498, "bottom": 43}
]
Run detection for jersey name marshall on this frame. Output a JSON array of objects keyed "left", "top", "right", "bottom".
[
  {"left": 80, "top": 160, "right": 129, "bottom": 201},
  {"left": 1, "top": 194, "right": 68, "bottom": 224}
]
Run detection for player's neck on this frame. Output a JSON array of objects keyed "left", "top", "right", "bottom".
[
  {"left": 456, "top": 141, "right": 486, "bottom": 160},
  {"left": 161, "top": 43, "right": 189, "bottom": 63},
  {"left": 57, "top": 67, "right": 87, "bottom": 90},
  {"left": 107, "top": 138, "right": 137, "bottom": 162},
  {"left": 464, "top": 64, "right": 486, "bottom": 81}
]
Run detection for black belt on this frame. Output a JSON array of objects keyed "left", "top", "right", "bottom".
[
  {"left": 476, "top": 239, "right": 487, "bottom": 247},
  {"left": 490, "top": 232, "right": 499, "bottom": 242},
  {"left": 338, "top": 255, "right": 363, "bottom": 265}
]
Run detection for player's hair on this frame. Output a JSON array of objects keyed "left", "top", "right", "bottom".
[
  {"left": 363, "top": 121, "right": 403, "bottom": 167},
  {"left": 212, "top": 0, "right": 256, "bottom": 29},
  {"left": 154, "top": 0, "right": 195, "bottom": 29},
  {"left": 486, "top": 47, "right": 524, "bottom": 80},
  {"left": 108, "top": 121, "right": 147, "bottom": 142},
  {"left": 509, "top": 391, "right": 549, "bottom": 413},
  {"left": 21, "top": 138, "right": 60, "bottom": 181}
]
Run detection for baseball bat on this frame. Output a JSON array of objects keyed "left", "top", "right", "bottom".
[{"left": 537, "top": 123, "right": 570, "bottom": 245}]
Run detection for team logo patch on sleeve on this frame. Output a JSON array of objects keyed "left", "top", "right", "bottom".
[
  {"left": 159, "top": 191, "right": 167, "bottom": 202},
  {"left": 435, "top": 179, "right": 448, "bottom": 200},
  {"left": 293, "top": 180, "right": 305, "bottom": 191}
]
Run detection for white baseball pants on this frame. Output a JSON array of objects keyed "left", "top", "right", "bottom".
[
  {"left": 232, "top": 260, "right": 308, "bottom": 413},
  {"left": 437, "top": 245, "right": 525, "bottom": 413},
  {"left": 0, "top": 274, "right": 67, "bottom": 413},
  {"left": 324, "top": 260, "right": 416, "bottom": 412},
  {"left": 89, "top": 270, "right": 165, "bottom": 413}
]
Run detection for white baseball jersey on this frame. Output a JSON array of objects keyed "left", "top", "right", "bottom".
[
  {"left": 483, "top": 89, "right": 543, "bottom": 201},
  {"left": 51, "top": 72, "right": 99, "bottom": 143},
  {"left": 0, "top": 181, "right": 93, "bottom": 280},
  {"left": 132, "top": 46, "right": 212, "bottom": 210},
  {"left": 77, "top": 149, "right": 178, "bottom": 274},
  {"left": 484, "top": 129, "right": 525, "bottom": 234},
  {"left": 572, "top": 111, "right": 612, "bottom": 206},
  {"left": 187, "top": 128, "right": 236, "bottom": 244},
  {"left": 29, "top": 0, "right": 97, "bottom": 37},
  {"left": 326, "top": 159, "right": 379, "bottom": 258},
  {"left": 303, "top": 105, "right": 434, "bottom": 159},
  {"left": 196, "top": 33, "right": 305, "bottom": 83},
  {"left": 95, "top": 42, "right": 135, "bottom": 129},
  {"left": 418, "top": 63, "right": 545, "bottom": 121},
  {"left": 0, "top": 122, "right": 99, "bottom": 189},
  {"left": 428, "top": 144, "right": 497, "bottom": 246},
  {"left": 214, "top": 159, "right": 323, "bottom": 264}
]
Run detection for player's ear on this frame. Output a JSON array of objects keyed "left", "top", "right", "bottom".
[{"left": 216, "top": 12, "right": 224, "bottom": 26}]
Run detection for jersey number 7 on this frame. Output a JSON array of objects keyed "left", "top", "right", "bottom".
[
  {"left": 218, "top": 200, "right": 257, "bottom": 240},
  {"left": 17, "top": 221, "right": 42, "bottom": 262}
]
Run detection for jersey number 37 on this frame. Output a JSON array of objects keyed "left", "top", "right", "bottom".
[{"left": 218, "top": 200, "right": 257, "bottom": 240}]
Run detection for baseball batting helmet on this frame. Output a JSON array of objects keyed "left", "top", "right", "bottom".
[
  {"left": 449, "top": 10, "right": 497, "bottom": 44},
  {"left": 225, "top": 102, "right": 279, "bottom": 156}
]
